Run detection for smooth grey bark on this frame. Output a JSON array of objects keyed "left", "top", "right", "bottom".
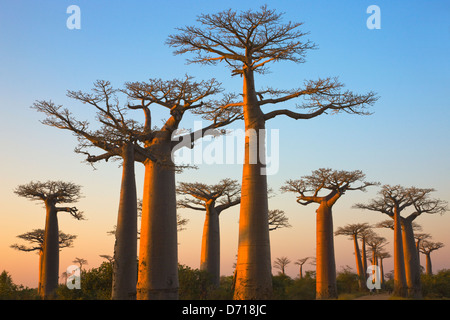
[
  {"left": 41, "top": 202, "right": 60, "bottom": 299},
  {"left": 112, "top": 142, "right": 138, "bottom": 300}
]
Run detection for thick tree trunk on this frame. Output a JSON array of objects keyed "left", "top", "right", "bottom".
[
  {"left": 112, "top": 143, "right": 138, "bottom": 300},
  {"left": 315, "top": 203, "right": 337, "bottom": 299},
  {"left": 200, "top": 205, "right": 220, "bottom": 287},
  {"left": 38, "top": 249, "right": 43, "bottom": 295},
  {"left": 393, "top": 208, "right": 407, "bottom": 297},
  {"left": 41, "top": 202, "right": 59, "bottom": 299},
  {"left": 234, "top": 68, "right": 272, "bottom": 300},
  {"left": 353, "top": 234, "right": 365, "bottom": 289},
  {"left": 137, "top": 143, "right": 178, "bottom": 300},
  {"left": 401, "top": 219, "right": 422, "bottom": 299},
  {"left": 425, "top": 253, "right": 432, "bottom": 275},
  {"left": 361, "top": 237, "right": 368, "bottom": 277}
]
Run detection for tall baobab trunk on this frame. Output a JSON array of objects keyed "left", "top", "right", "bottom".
[
  {"left": 234, "top": 68, "right": 272, "bottom": 300},
  {"left": 401, "top": 219, "right": 422, "bottom": 299},
  {"left": 393, "top": 207, "right": 407, "bottom": 297},
  {"left": 352, "top": 234, "right": 365, "bottom": 289},
  {"left": 137, "top": 140, "right": 178, "bottom": 300},
  {"left": 200, "top": 204, "right": 221, "bottom": 287},
  {"left": 315, "top": 203, "right": 337, "bottom": 299},
  {"left": 299, "top": 265, "right": 303, "bottom": 279},
  {"left": 112, "top": 142, "right": 138, "bottom": 300},
  {"left": 41, "top": 202, "right": 60, "bottom": 299},
  {"left": 379, "top": 258, "right": 385, "bottom": 287},
  {"left": 361, "top": 236, "right": 368, "bottom": 277},
  {"left": 424, "top": 253, "right": 432, "bottom": 275}
]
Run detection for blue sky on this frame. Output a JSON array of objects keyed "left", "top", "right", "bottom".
[{"left": 0, "top": 0, "right": 449, "bottom": 287}]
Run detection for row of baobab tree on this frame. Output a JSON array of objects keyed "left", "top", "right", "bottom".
[{"left": 11, "top": 6, "right": 446, "bottom": 300}]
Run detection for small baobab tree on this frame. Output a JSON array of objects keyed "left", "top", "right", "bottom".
[
  {"left": 124, "top": 76, "right": 242, "bottom": 300},
  {"left": 414, "top": 233, "right": 431, "bottom": 265},
  {"left": 176, "top": 178, "right": 240, "bottom": 287},
  {"left": 14, "top": 181, "right": 83, "bottom": 299},
  {"left": 335, "top": 223, "right": 371, "bottom": 289},
  {"left": 294, "top": 257, "right": 311, "bottom": 279},
  {"left": 10, "top": 229, "right": 76, "bottom": 295},
  {"left": 33, "top": 80, "right": 151, "bottom": 300},
  {"left": 281, "top": 168, "right": 378, "bottom": 299},
  {"left": 168, "top": 5, "right": 378, "bottom": 300},
  {"left": 273, "top": 257, "right": 291, "bottom": 275},
  {"left": 355, "top": 185, "right": 447, "bottom": 298},
  {"left": 419, "top": 240, "right": 444, "bottom": 275}
]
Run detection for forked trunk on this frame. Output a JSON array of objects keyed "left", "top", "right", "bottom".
[
  {"left": 137, "top": 142, "right": 178, "bottom": 300},
  {"left": 401, "top": 219, "right": 422, "bottom": 299},
  {"left": 353, "top": 234, "right": 365, "bottom": 289},
  {"left": 41, "top": 202, "right": 59, "bottom": 299},
  {"left": 112, "top": 142, "right": 138, "bottom": 300},
  {"left": 393, "top": 207, "right": 407, "bottom": 297},
  {"left": 234, "top": 68, "right": 272, "bottom": 300},
  {"left": 315, "top": 203, "right": 337, "bottom": 299},
  {"left": 200, "top": 205, "right": 221, "bottom": 287}
]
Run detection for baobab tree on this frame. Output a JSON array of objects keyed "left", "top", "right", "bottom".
[
  {"left": 281, "top": 169, "right": 378, "bottom": 299},
  {"left": 335, "top": 223, "right": 371, "bottom": 289},
  {"left": 268, "top": 209, "right": 292, "bottom": 231},
  {"left": 123, "top": 76, "right": 242, "bottom": 300},
  {"left": 419, "top": 240, "right": 444, "bottom": 275},
  {"left": 176, "top": 178, "right": 240, "bottom": 287},
  {"left": 377, "top": 250, "right": 391, "bottom": 288},
  {"left": 168, "top": 5, "right": 378, "bottom": 300},
  {"left": 33, "top": 80, "right": 150, "bottom": 300},
  {"left": 356, "top": 185, "right": 447, "bottom": 298},
  {"left": 273, "top": 257, "right": 291, "bottom": 275},
  {"left": 294, "top": 257, "right": 311, "bottom": 279},
  {"left": 14, "top": 181, "right": 83, "bottom": 299},
  {"left": 10, "top": 229, "right": 76, "bottom": 295},
  {"left": 72, "top": 257, "right": 88, "bottom": 271}
]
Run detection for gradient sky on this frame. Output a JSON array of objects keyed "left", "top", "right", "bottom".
[{"left": 1, "top": 0, "right": 449, "bottom": 288}]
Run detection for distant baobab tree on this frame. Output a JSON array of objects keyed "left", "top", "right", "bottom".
[
  {"left": 168, "top": 5, "right": 378, "bottom": 300},
  {"left": 355, "top": 185, "right": 448, "bottom": 298},
  {"left": 176, "top": 178, "right": 240, "bottom": 287},
  {"left": 335, "top": 223, "right": 371, "bottom": 289},
  {"left": 72, "top": 257, "right": 88, "bottom": 271},
  {"left": 282, "top": 168, "right": 378, "bottom": 299},
  {"left": 365, "top": 234, "right": 388, "bottom": 269},
  {"left": 294, "top": 257, "right": 311, "bottom": 279},
  {"left": 414, "top": 233, "right": 431, "bottom": 265},
  {"left": 419, "top": 240, "right": 444, "bottom": 275},
  {"left": 10, "top": 229, "right": 76, "bottom": 295},
  {"left": 268, "top": 209, "right": 292, "bottom": 231},
  {"left": 273, "top": 257, "right": 291, "bottom": 275},
  {"left": 124, "top": 76, "right": 242, "bottom": 300},
  {"left": 14, "top": 181, "right": 83, "bottom": 299}
]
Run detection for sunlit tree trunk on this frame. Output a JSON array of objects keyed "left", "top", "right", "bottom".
[
  {"left": 200, "top": 204, "right": 220, "bottom": 287},
  {"left": 393, "top": 207, "right": 407, "bottom": 297},
  {"left": 234, "top": 68, "right": 272, "bottom": 300},
  {"left": 361, "top": 237, "right": 368, "bottom": 277},
  {"left": 112, "top": 142, "right": 138, "bottom": 300},
  {"left": 315, "top": 203, "right": 337, "bottom": 299},
  {"left": 401, "top": 219, "right": 422, "bottom": 298},
  {"left": 352, "top": 234, "right": 365, "bottom": 289},
  {"left": 137, "top": 140, "right": 178, "bottom": 300},
  {"left": 41, "top": 202, "right": 59, "bottom": 299}
]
